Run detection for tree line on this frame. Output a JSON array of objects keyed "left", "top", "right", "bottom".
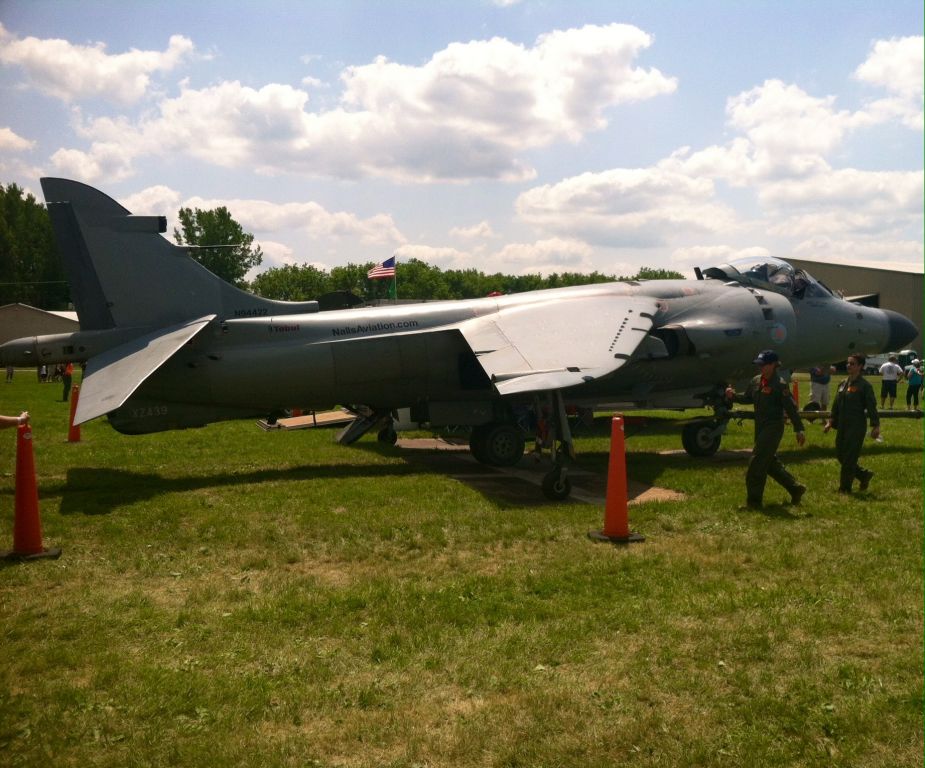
[
  {"left": 0, "top": 184, "right": 68, "bottom": 308},
  {"left": 249, "top": 260, "right": 684, "bottom": 303},
  {"left": 0, "top": 181, "right": 683, "bottom": 310}
]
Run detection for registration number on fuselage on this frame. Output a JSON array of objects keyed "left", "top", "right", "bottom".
[{"left": 130, "top": 405, "right": 168, "bottom": 418}]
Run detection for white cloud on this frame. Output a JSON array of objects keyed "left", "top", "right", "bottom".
[
  {"left": 792, "top": 235, "right": 925, "bottom": 272},
  {"left": 340, "top": 23, "right": 675, "bottom": 151},
  {"left": 252, "top": 240, "right": 297, "bottom": 271},
  {"left": 516, "top": 167, "right": 737, "bottom": 247},
  {"left": 394, "top": 244, "right": 471, "bottom": 270},
  {"left": 181, "top": 195, "right": 406, "bottom": 246},
  {"left": 753, "top": 168, "right": 922, "bottom": 251},
  {"left": 509, "top": 34, "right": 923, "bottom": 275},
  {"left": 46, "top": 23, "right": 676, "bottom": 182},
  {"left": 49, "top": 142, "right": 137, "bottom": 183},
  {"left": 245, "top": 241, "right": 336, "bottom": 281},
  {"left": 493, "top": 237, "right": 595, "bottom": 274},
  {"left": 854, "top": 36, "right": 924, "bottom": 130},
  {"left": 46, "top": 111, "right": 146, "bottom": 182},
  {"left": 119, "top": 184, "right": 183, "bottom": 234},
  {"left": 395, "top": 237, "right": 597, "bottom": 275},
  {"left": 121, "top": 184, "right": 182, "bottom": 216},
  {"left": 0, "top": 24, "right": 194, "bottom": 105},
  {"left": 727, "top": 80, "right": 861, "bottom": 160},
  {"left": 0, "top": 156, "right": 43, "bottom": 184},
  {"left": 0, "top": 126, "right": 34, "bottom": 151},
  {"left": 111, "top": 186, "right": 405, "bottom": 263},
  {"left": 759, "top": 169, "right": 923, "bottom": 219},
  {"left": 450, "top": 221, "right": 497, "bottom": 240},
  {"left": 397, "top": 237, "right": 601, "bottom": 275},
  {"left": 665, "top": 80, "right": 869, "bottom": 185},
  {"left": 662, "top": 36, "right": 923, "bottom": 192}
]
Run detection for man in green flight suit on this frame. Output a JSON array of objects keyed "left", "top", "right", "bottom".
[
  {"left": 823, "top": 353, "right": 880, "bottom": 493},
  {"left": 725, "top": 349, "right": 806, "bottom": 509}
]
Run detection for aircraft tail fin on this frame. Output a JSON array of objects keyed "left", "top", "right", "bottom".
[
  {"left": 41, "top": 178, "right": 319, "bottom": 330},
  {"left": 44, "top": 200, "right": 117, "bottom": 330}
]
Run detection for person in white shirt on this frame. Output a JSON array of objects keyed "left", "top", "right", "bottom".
[{"left": 878, "top": 355, "right": 904, "bottom": 409}]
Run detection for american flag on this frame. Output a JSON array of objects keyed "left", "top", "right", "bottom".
[{"left": 367, "top": 256, "right": 396, "bottom": 279}]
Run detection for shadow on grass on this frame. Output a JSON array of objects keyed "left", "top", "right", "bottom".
[
  {"left": 39, "top": 447, "right": 557, "bottom": 515},
  {"left": 353, "top": 442, "right": 580, "bottom": 508},
  {"left": 580, "top": 443, "right": 923, "bottom": 488},
  {"left": 756, "top": 502, "right": 811, "bottom": 521},
  {"left": 12, "top": 436, "right": 915, "bottom": 517},
  {"left": 44, "top": 463, "right": 429, "bottom": 516}
]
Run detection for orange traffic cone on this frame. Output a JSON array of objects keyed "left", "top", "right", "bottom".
[
  {"left": 588, "top": 416, "right": 645, "bottom": 544},
  {"left": 68, "top": 385, "right": 81, "bottom": 442},
  {"left": 2, "top": 424, "right": 61, "bottom": 561}
]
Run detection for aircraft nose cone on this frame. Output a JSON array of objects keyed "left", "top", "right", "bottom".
[{"left": 883, "top": 309, "right": 919, "bottom": 350}]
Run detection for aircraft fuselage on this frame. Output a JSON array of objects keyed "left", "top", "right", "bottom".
[{"left": 3, "top": 273, "right": 907, "bottom": 434}]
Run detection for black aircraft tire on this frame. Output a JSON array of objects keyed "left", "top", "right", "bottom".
[
  {"left": 478, "top": 423, "right": 526, "bottom": 467},
  {"left": 542, "top": 471, "right": 572, "bottom": 500},
  {"left": 469, "top": 425, "right": 489, "bottom": 463},
  {"left": 681, "top": 420, "right": 722, "bottom": 457},
  {"left": 377, "top": 426, "right": 398, "bottom": 444}
]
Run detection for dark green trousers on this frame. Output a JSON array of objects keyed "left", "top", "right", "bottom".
[
  {"left": 835, "top": 427, "right": 868, "bottom": 491},
  {"left": 746, "top": 421, "right": 800, "bottom": 504}
]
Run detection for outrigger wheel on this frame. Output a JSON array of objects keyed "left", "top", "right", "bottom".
[
  {"left": 539, "top": 390, "right": 575, "bottom": 501},
  {"left": 377, "top": 425, "right": 398, "bottom": 444},
  {"left": 542, "top": 467, "right": 571, "bottom": 501}
]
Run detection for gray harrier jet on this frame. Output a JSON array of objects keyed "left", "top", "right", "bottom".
[{"left": 0, "top": 179, "right": 917, "bottom": 498}]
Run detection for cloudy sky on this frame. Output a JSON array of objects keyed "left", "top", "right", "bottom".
[{"left": 0, "top": 1, "right": 922, "bottom": 280}]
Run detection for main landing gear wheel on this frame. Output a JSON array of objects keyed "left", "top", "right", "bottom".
[
  {"left": 542, "top": 469, "right": 572, "bottom": 501},
  {"left": 681, "top": 420, "right": 722, "bottom": 457},
  {"left": 469, "top": 422, "right": 526, "bottom": 467}
]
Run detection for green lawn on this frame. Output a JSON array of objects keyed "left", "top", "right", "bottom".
[{"left": 1, "top": 370, "right": 922, "bottom": 767}]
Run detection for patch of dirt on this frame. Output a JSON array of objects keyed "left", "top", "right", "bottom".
[{"left": 397, "top": 438, "right": 685, "bottom": 505}]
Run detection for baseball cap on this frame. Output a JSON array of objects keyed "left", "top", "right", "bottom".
[{"left": 752, "top": 349, "right": 779, "bottom": 365}]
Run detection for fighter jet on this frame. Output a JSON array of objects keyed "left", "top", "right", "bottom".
[{"left": 0, "top": 179, "right": 918, "bottom": 499}]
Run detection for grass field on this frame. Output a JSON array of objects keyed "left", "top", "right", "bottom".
[{"left": 0, "top": 371, "right": 922, "bottom": 767}]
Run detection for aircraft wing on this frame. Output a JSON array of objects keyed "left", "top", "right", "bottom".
[
  {"left": 75, "top": 316, "right": 216, "bottom": 424},
  {"left": 458, "top": 295, "right": 658, "bottom": 395}
]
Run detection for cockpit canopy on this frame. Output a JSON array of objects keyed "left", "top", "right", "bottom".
[{"left": 700, "top": 256, "right": 831, "bottom": 299}]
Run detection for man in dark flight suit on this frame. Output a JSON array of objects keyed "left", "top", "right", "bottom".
[
  {"left": 726, "top": 349, "right": 806, "bottom": 509},
  {"left": 824, "top": 353, "right": 880, "bottom": 493}
]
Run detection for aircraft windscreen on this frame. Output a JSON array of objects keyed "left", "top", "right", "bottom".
[{"left": 702, "top": 257, "right": 830, "bottom": 299}]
